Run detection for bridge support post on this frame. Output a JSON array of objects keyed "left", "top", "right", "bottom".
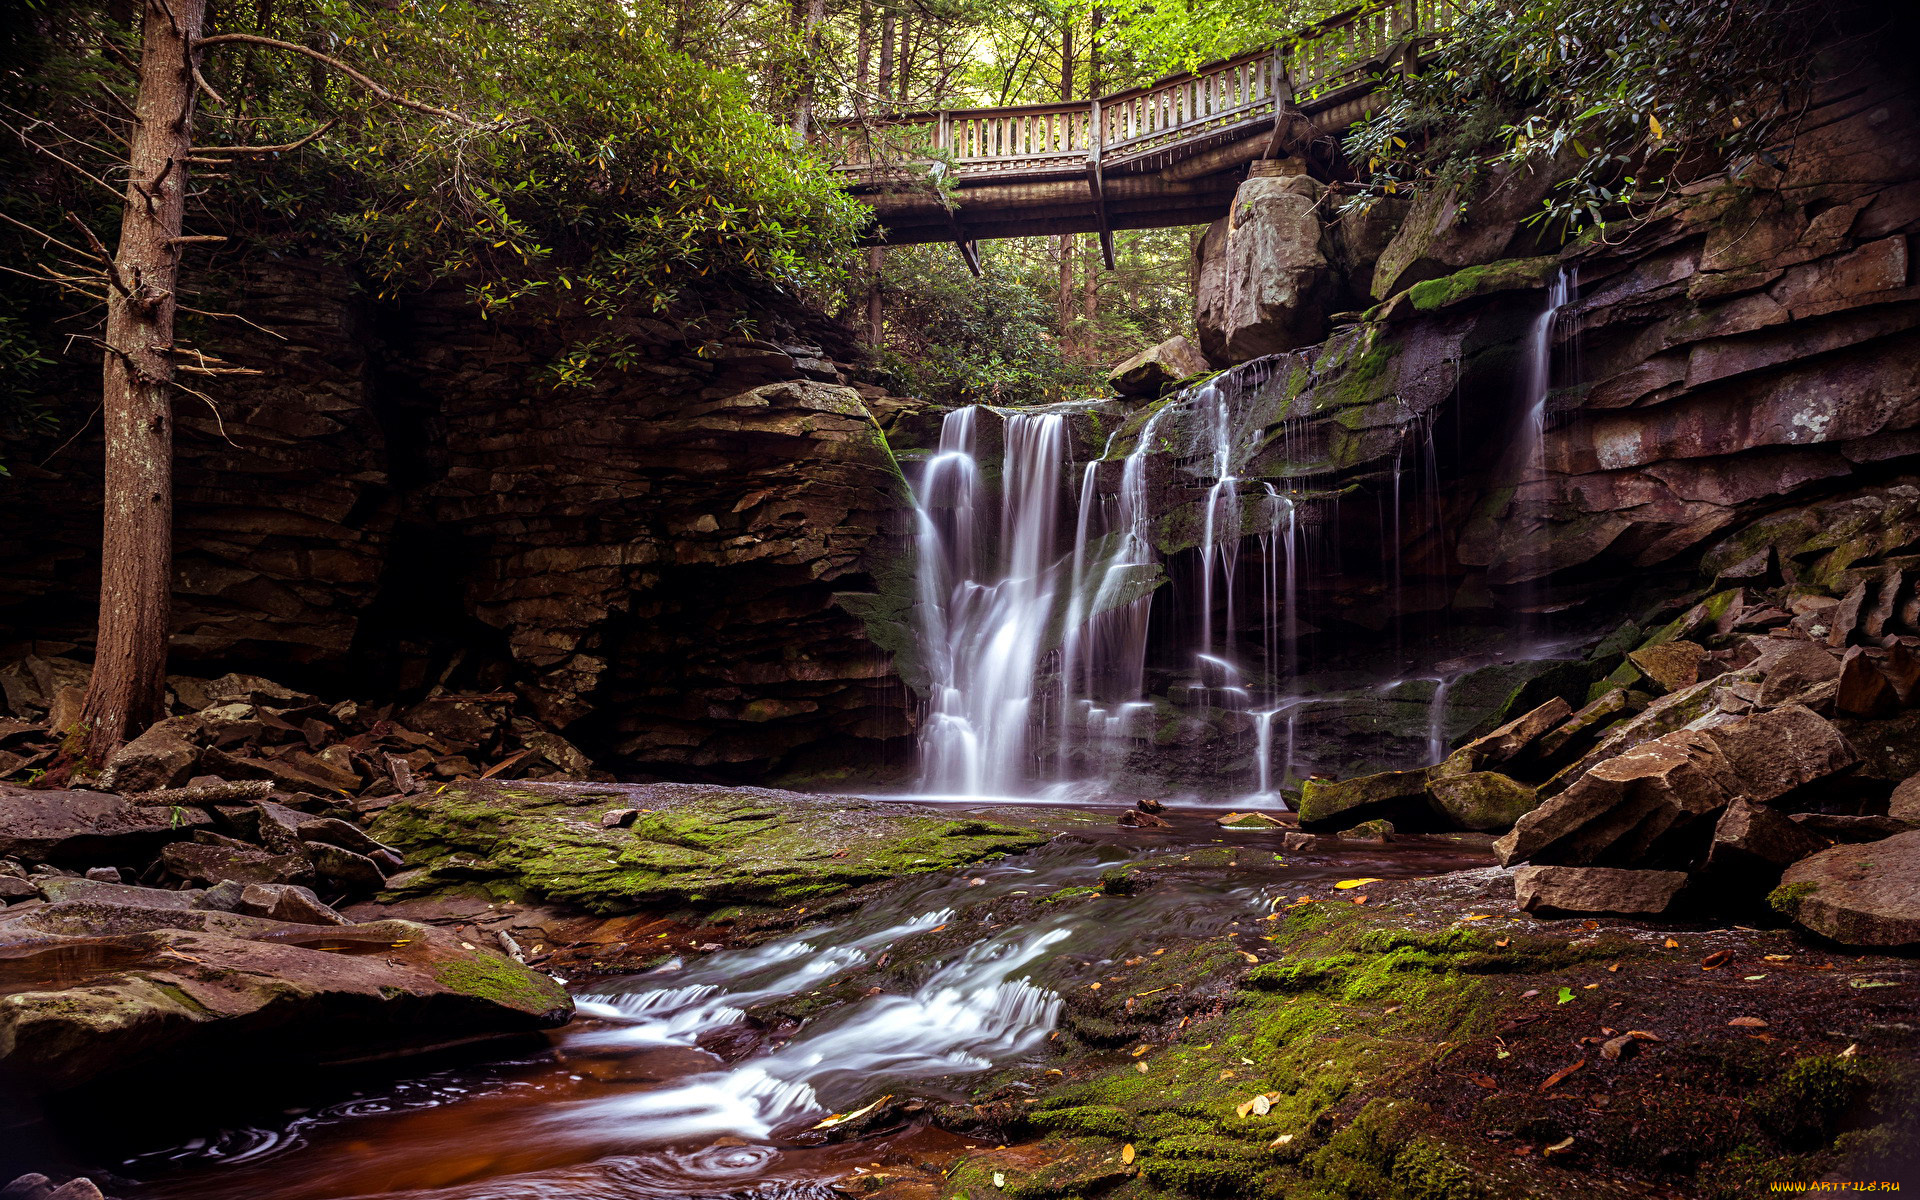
[{"left": 1086, "top": 98, "right": 1115, "bottom": 271}]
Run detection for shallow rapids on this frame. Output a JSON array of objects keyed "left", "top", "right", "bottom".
[{"left": 116, "top": 810, "right": 1489, "bottom": 1200}]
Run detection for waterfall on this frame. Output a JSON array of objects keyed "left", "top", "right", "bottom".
[
  {"left": 1514, "top": 267, "right": 1573, "bottom": 591},
  {"left": 914, "top": 408, "right": 1066, "bottom": 796}
]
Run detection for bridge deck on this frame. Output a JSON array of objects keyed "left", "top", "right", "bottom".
[{"left": 821, "top": 0, "right": 1446, "bottom": 259}]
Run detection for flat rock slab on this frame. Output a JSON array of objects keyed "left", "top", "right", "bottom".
[
  {"left": 0, "top": 906, "right": 570, "bottom": 1091},
  {"left": 1513, "top": 865, "right": 1691, "bottom": 916},
  {"left": 1774, "top": 831, "right": 1920, "bottom": 947},
  {"left": 369, "top": 781, "right": 1053, "bottom": 913},
  {"left": 0, "top": 787, "right": 212, "bottom": 865}
]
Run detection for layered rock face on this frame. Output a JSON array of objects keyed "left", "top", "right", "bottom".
[{"left": 0, "top": 276, "right": 920, "bottom": 781}]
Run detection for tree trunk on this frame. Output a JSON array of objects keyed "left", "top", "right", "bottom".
[
  {"left": 877, "top": 11, "right": 896, "bottom": 115},
  {"left": 1055, "top": 26, "right": 1075, "bottom": 345},
  {"left": 791, "top": 0, "right": 827, "bottom": 136},
  {"left": 1081, "top": 235, "right": 1100, "bottom": 361},
  {"left": 76, "top": 0, "right": 204, "bottom": 766},
  {"left": 855, "top": 0, "right": 872, "bottom": 118},
  {"left": 865, "top": 246, "right": 885, "bottom": 346}
]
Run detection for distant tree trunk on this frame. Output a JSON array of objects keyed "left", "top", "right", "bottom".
[
  {"left": 855, "top": 0, "right": 872, "bottom": 118},
  {"left": 865, "top": 245, "right": 885, "bottom": 346},
  {"left": 76, "top": 0, "right": 206, "bottom": 766},
  {"left": 896, "top": 14, "right": 913, "bottom": 104},
  {"left": 1081, "top": 235, "right": 1100, "bottom": 362},
  {"left": 878, "top": 11, "right": 896, "bottom": 114},
  {"left": 1055, "top": 25, "right": 1075, "bottom": 344},
  {"left": 791, "top": 0, "right": 827, "bottom": 136}
]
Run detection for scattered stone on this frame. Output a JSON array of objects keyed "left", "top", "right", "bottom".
[
  {"left": 1702, "top": 799, "right": 1829, "bottom": 888},
  {"left": 1772, "top": 831, "right": 1920, "bottom": 947},
  {"left": 600, "top": 808, "right": 641, "bottom": 828},
  {"left": 1694, "top": 703, "right": 1858, "bottom": 803},
  {"left": 160, "top": 840, "right": 314, "bottom": 888},
  {"left": 0, "top": 876, "right": 40, "bottom": 903},
  {"left": 1117, "top": 809, "right": 1171, "bottom": 829},
  {"left": 1513, "top": 865, "right": 1690, "bottom": 916},
  {"left": 1627, "top": 641, "right": 1709, "bottom": 693},
  {"left": 1835, "top": 646, "right": 1898, "bottom": 717},
  {"left": 1341, "top": 819, "right": 1396, "bottom": 842},
  {"left": 306, "top": 842, "right": 388, "bottom": 892},
  {"left": 1534, "top": 689, "right": 1633, "bottom": 763},
  {"left": 1787, "top": 812, "right": 1917, "bottom": 842},
  {"left": 1890, "top": 771, "right": 1920, "bottom": 822},
  {"left": 1435, "top": 698, "right": 1572, "bottom": 777},
  {"left": 98, "top": 717, "right": 201, "bottom": 793},
  {"left": 34, "top": 877, "right": 193, "bottom": 909},
  {"left": 84, "top": 866, "right": 121, "bottom": 882},
  {"left": 236, "top": 882, "right": 350, "bottom": 926},
  {"left": 1826, "top": 580, "right": 1869, "bottom": 647},
  {"left": 1135, "top": 797, "right": 1167, "bottom": 814},
  {"left": 1756, "top": 641, "right": 1843, "bottom": 706},
  {"left": 1217, "top": 811, "right": 1286, "bottom": 829},
  {"left": 1281, "top": 832, "right": 1318, "bottom": 852}
]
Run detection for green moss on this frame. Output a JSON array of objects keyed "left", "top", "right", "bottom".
[
  {"left": 1404, "top": 256, "right": 1557, "bottom": 312},
  {"left": 371, "top": 780, "right": 1050, "bottom": 915},
  {"left": 427, "top": 952, "right": 570, "bottom": 1015},
  {"left": 1758, "top": 1056, "right": 1872, "bottom": 1149},
  {"left": 1767, "top": 880, "right": 1818, "bottom": 917}
]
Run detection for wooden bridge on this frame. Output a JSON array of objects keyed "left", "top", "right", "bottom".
[{"left": 820, "top": 0, "right": 1447, "bottom": 270}]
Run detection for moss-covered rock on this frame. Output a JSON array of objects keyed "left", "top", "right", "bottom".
[
  {"left": 1427, "top": 771, "right": 1537, "bottom": 833},
  {"left": 1298, "top": 768, "right": 1432, "bottom": 831},
  {"left": 369, "top": 780, "right": 1051, "bottom": 914}
]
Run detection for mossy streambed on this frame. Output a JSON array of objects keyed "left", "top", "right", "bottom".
[{"left": 98, "top": 806, "right": 1919, "bottom": 1200}]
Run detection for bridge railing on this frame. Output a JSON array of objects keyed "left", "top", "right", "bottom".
[{"left": 824, "top": 0, "right": 1437, "bottom": 182}]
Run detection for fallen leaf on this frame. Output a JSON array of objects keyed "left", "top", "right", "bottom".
[
  {"left": 1582, "top": 983, "right": 1599, "bottom": 990},
  {"left": 1353, "top": 895, "right": 1370, "bottom": 905},
  {"left": 1538, "top": 1059, "right": 1587, "bottom": 1092},
  {"left": 1626, "top": 1030, "right": 1663, "bottom": 1042},
  {"left": 1728, "top": 1016, "right": 1768, "bottom": 1028},
  {"left": 1236, "top": 1094, "right": 1273, "bottom": 1117},
  {"left": 1556, "top": 987, "right": 1575, "bottom": 1005},
  {"left": 1840, "top": 1043, "right": 1858, "bottom": 1058},
  {"left": 1131, "top": 1045, "right": 1153, "bottom": 1057},
  {"left": 1134, "top": 1061, "right": 1149, "bottom": 1073},
  {"left": 1467, "top": 1073, "right": 1498, "bottom": 1090},
  {"left": 1519, "top": 989, "right": 1540, "bottom": 1000},
  {"left": 1701, "top": 950, "right": 1733, "bottom": 971},
  {"left": 1121, "top": 1143, "right": 1136, "bottom": 1165},
  {"left": 1495, "top": 937, "right": 1511, "bottom": 948},
  {"left": 1664, "top": 938, "right": 1680, "bottom": 948},
  {"left": 1850, "top": 978, "right": 1899, "bottom": 989},
  {"left": 1334, "top": 879, "right": 1382, "bottom": 890},
  {"left": 1462, "top": 914, "right": 1491, "bottom": 922},
  {"left": 1744, "top": 974, "right": 1767, "bottom": 981},
  {"left": 1543, "top": 1135, "right": 1576, "bottom": 1156},
  {"left": 993, "top": 1171, "right": 1006, "bottom": 1188},
  {"left": 1089, "top": 982, "right": 1101, "bottom": 990},
  {"left": 1606, "top": 962, "right": 1619, "bottom": 973},
  {"left": 1764, "top": 954, "right": 1792, "bottom": 962},
  {"left": 1269, "top": 1132, "right": 1294, "bottom": 1147},
  {"left": 811, "top": 1094, "right": 892, "bottom": 1130},
  {"left": 1239, "top": 951, "right": 1260, "bottom": 964},
  {"left": 1219, "top": 1069, "right": 1236, "bottom": 1081},
  {"left": 1599, "top": 1034, "right": 1636, "bottom": 1062}
]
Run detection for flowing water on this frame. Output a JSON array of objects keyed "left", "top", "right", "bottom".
[{"left": 116, "top": 812, "right": 1491, "bottom": 1200}]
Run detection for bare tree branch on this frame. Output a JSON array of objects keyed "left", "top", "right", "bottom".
[
  {"left": 193, "top": 34, "right": 516, "bottom": 128},
  {"left": 200, "top": 116, "right": 340, "bottom": 154}
]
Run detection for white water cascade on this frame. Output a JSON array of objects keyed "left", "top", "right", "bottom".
[
  {"left": 915, "top": 409, "right": 1067, "bottom": 795},
  {"left": 1513, "top": 266, "right": 1573, "bottom": 592}
]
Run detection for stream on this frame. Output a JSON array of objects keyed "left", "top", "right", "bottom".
[{"left": 114, "top": 808, "right": 1490, "bottom": 1200}]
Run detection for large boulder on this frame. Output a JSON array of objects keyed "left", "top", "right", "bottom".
[
  {"left": 97, "top": 718, "right": 201, "bottom": 793},
  {"left": 1890, "top": 771, "right": 1920, "bottom": 822},
  {"left": 1427, "top": 772, "right": 1538, "bottom": 832},
  {"left": 1513, "top": 865, "right": 1691, "bottom": 916},
  {"left": 1772, "top": 831, "right": 1920, "bottom": 947},
  {"left": 1195, "top": 167, "right": 1333, "bottom": 364},
  {"left": 0, "top": 787, "right": 212, "bottom": 866},
  {"left": 1297, "top": 768, "right": 1432, "bottom": 832},
  {"left": 1695, "top": 703, "right": 1857, "bottom": 803},
  {"left": 1108, "top": 336, "right": 1211, "bottom": 398}
]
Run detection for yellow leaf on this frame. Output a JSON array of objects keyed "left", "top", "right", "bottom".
[
  {"left": 1649, "top": 113, "right": 1665, "bottom": 139},
  {"left": 1134, "top": 1061, "right": 1149, "bottom": 1073},
  {"left": 1333, "top": 879, "right": 1381, "bottom": 890},
  {"left": 1461, "top": 914, "right": 1490, "bottom": 921},
  {"left": 1121, "top": 1143, "right": 1136, "bottom": 1165}
]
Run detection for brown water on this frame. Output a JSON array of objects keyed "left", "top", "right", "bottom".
[{"left": 114, "top": 807, "right": 1491, "bottom": 1200}]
